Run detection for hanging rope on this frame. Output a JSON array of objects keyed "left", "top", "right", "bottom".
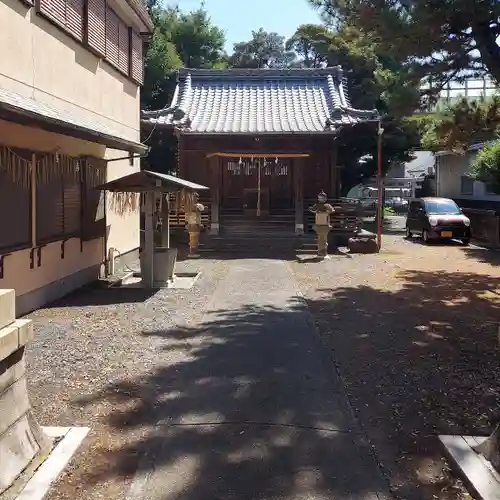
[
  {"left": 36, "top": 152, "right": 82, "bottom": 185},
  {"left": 0, "top": 146, "right": 30, "bottom": 188},
  {"left": 108, "top": 191, "right": 140, "bottom": 214}
]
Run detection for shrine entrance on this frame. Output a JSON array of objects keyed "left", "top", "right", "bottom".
[{"left": 221, "top": 156, "right": 294, "bottom": 217}]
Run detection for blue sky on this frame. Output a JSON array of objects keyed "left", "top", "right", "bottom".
[{"left": 169, "top": 0, "right": 322, "bottom": 52}]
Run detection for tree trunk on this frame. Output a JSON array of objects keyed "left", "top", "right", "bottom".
[
  {"left": 472, "top": 23, "right": 500, "bottom": 83},
  {"left": 474, "top": 423, "right": 500, "bottom": 472}
]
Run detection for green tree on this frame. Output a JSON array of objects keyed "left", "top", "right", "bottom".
[
  {"left": 308, "top": 0, "right": 500, "bottom": 88},
  {"left": 470, "top": 140, "right": 500, "bottom": 193},
  {"left": 416, "top": 96, "right": 500, "bottom": 152},
  {"left": 141, "top": 5, "right": 227, "bottom": 173},
  {"left": 142, "top": 6, "right": 226, "bottom": 111},
  {"left": 285, "top": 24, "right": 329, "bottom": 68},
  {"left": 230, "top": 29, "right": 297, "bottom": 68},
  {"left": 285, "top": 24, "right": 420, "bottom": 190},
  {"left": 171, "top": 9, "right": 226, "bottom": 69}
]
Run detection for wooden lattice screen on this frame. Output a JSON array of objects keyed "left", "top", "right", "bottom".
[
  {"left": 36, "top": 152, "right": 83, "bottom": 244},
  {"left": 0, "top": 147, "right": 32, "bottom": 252}
]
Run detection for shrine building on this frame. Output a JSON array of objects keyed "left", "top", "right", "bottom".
[{"left": 141, "top": 67, "right": 379, "bottom": 236}]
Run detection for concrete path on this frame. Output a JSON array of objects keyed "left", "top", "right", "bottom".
[{"left": 127, "top": 260, "right": 392, "bottom": 500}]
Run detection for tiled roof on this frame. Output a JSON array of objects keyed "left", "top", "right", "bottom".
[
  {"left": 0, "top": 87, "right": 147, "bottom": 154},
  {"left": 96, "top": 170, "right": 209, "bottom": 193},
  {"left": 141, "top": 67, "right": 379, "bottom": 134}
]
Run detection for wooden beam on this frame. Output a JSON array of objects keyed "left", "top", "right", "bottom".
[{"left": 206, "top": 152, "right": 310, "bottom": 159}]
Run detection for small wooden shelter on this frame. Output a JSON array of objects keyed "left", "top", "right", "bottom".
[{"left": 97, "top": 170, "right": 208, "bottom": 287}]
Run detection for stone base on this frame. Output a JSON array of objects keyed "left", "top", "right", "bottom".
[
  {"left": 0, "top": 412, "right": 53, "bottom": 498},
  {"left": 0, "top": 290, "right": 52, "bottom": 496},
  {"left": 10, "top": 427, "right": 89, "bottom": 500},
  {"left": 348, "top": 237, "right": 379, "bottom": 254},
  {"left": 440, "top": 435, "right": 500, "bottom": 500}
]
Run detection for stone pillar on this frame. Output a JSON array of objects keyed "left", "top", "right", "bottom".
[
  {"left": 314, "top": 224, "right": 331, "bottom": 258},
  {"left": 186, "top": 195, "right": 205, "bottom": 257},
  {"left": 309, "top": 191, "right": 334, "bottom": 259},
  {"left": 0, "top": 289, "right": 52, "bottom": 495}
]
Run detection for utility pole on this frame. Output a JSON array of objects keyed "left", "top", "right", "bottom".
[{"left": 376, "top": 121, "right": 385, "bottom": 250}]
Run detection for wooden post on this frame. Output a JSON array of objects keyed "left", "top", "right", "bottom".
[
  {"left": 294, "top": 159, "right": 304, "bottom": 234},
  {"left": 30, "top": 153, "right": 37, "bottom": 248},
  {"left": 257, "top": 158, "right": 261, "bottom": 217},
  {"left": 330, "top": 146, "right": 338, "bottom": 198},
  {"left": 161, "top": 193, "right": 170, "bottom": 248},
  {"left": 143, "top": 191, "right": 154, "bottom": 288},
  {"left": 210, "top": 156, "right": 220, "bottom": 235},
  {"left": 376, "top": 122, "right": 384, "bottom": 250}
]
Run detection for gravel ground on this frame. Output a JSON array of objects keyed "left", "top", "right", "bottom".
[
  {"left": 291, "top": 233, "right": 500, "bottom": 500},
  {"left": 26, "top": 259, "right": 229, "bottom": 500},
  {"left": 22, "top": 228, "right": 500, "bottom": 500}
]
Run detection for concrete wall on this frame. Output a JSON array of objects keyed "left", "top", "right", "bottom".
[
  {"left": 436, "top": 152, "right": 500, "bottom": 203},
  {"left": 0, "top": 0, "right": 143, "bottom": 312},
  {"left": 0, "top": 0, "right": 141, "bottom": 139}
]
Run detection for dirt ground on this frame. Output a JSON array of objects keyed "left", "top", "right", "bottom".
[
  {"left": 20, "top": 229, "right": 500, "bottom": 500},
  {"left": 292, "top": 233, "right": 500, "bottom": 500}
]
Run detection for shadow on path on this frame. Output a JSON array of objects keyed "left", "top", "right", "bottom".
[
  {"left": 304, "top": 269, "right": 500, "bottom": 500},
  {"left": 65, "top": 263, "right": 500, "bottom": 500},
  {"left": 462, "top": 245, "right": 500, "bottom": 267},
  {"left": 73, "top": 262, "right": 391, "bottom": 500}
]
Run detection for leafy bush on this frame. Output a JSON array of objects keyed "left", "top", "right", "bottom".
[{"left": 470, "top": 141, "right": 500, "bottom": 194}]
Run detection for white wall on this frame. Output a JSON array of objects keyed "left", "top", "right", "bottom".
[{"left": 436, "top": 151, "right": 500, "bottom": 202}]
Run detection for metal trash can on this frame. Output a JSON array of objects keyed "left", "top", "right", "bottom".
[{"left": 153, "top": 247, "right": 178, "bottom": 286}]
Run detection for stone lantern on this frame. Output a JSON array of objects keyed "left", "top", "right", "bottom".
[
  {"left": 309, "top": 190, "right": 335, "bottom": 259},
  {"left": 185, "top": 192, "right": 205, "bottom": 256}
]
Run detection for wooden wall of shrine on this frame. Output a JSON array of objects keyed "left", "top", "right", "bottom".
[{"left": 177, "top": 134, "right": 340, "bottom": 203}]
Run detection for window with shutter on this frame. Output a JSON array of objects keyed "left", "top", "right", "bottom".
[
  {"left": 36, "top": 153, "right": 82, "bottom": 243},
  {"left": 0, "top": 147, "right": 32, "bottom": 252},
  {"left": 87, "top": 0, "right": 106, "bottom": 55},
  {"left": 105, "top": 7, "right": 120, "bottom": 69},
  {"left": 66, "top": 0, "right": 84, "bottom": 39},
  {"left": 130, "top": 29, "right": 143, "bottom": 84},
  {"left": 118, "top": 19, "right": 129, "bottom": 74},
  {"left": 38, "top": 0, "right": 65, "bottom": 26},
  {"left": 61, "top": 156, "right": 82, "bottom": 235},
  {"left": 37, "top": 0, "right": 84, "bottom": 41},
  {"left": 36, "top": 155, "right": 64, "bottom": 243}
]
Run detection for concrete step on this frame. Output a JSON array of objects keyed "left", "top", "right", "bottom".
[
  {"left": 199, "top": 235, "right": 317, "bottom": 253},
  {"left": 221, "top": 227, "right": 295, "bottom": 233},
  {"left": 221, "top": 216, "right": 296, "bottom": 223},
  {"left": 221, "top": 220, "right": 295, "bottom": 225},
  {"left": 98, "top": 271, "right": 134, "bottom": 288},
  {"left": 204, "top": 234, "right": 314, "bottom": 241}
]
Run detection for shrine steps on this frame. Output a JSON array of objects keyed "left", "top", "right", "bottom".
[
  {"left": 197, "top": 233, "right": 318, "bottom": 257},
  {"left": 220, "top": 208, "right": 295, "bottom": 237},
  {"left": 193, "top": 208, "right": 321, "bottom": 256}
]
